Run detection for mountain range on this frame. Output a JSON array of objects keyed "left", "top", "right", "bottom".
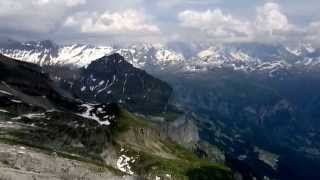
[
  {"left": 1, "top": 38, "right": 320, "bottom": 180},
  {"left": 1, "top": 39, "right": 320, "bottom": 75}
]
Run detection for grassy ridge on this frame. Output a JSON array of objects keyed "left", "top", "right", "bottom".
[{"left": 114, "top": 108, "right": 233, "bottom": 180}]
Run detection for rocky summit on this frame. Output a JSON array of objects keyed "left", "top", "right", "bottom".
[{"left": 60, "top": 53, "right": 173, "bottom": 114}]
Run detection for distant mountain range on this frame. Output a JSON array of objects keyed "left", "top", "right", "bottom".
[
  {"left": 1, "top": 38, "right": 320, "bottom": 180},
  {"left": 1, "top": 39, "right": 320, "bottom": 75}
]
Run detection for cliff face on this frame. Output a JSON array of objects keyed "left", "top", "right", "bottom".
[{"left": 160, "top": 113, "right": 200, "bottom": 147}]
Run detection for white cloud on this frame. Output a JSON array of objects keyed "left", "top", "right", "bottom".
[
  {"left": 0, "top": 0, "right": 86, "bottom": 33},
  {"left": 305, "top": 21, "right": 320, "bottom": 46},
  {"left": 158, "top": 0, "right": 221, "bottom": 8},
  {"left": 255, "top": 2, "right": 293, "bottom": 35},
  {"left": 33, "top": 0, "right": 86, "bottom": 7},
  {"left": 65, "top": 0, "right": 86, "bottom": 7},
  {"left": 64, "top": 9, "right": 160, "bottom": 34},
  {"left": 0, "top": 0, "right": 318, "bottom": 45},
  {"left": 178, "top": 9, "right": 251, "bottom": 41},
  {"left": 308, "top": 21, "right": 320, "bottom": 34},
  {"left": 177, "top": 2, "right": 299, "bottom": 43},
  {"left": 0, "top": 1, "right": 23, "bottom": 16}
]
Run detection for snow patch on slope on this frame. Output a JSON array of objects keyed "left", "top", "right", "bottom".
[
  {"left": 0, "top": 90, "right": 12, "bottom": 96},
  {"left": 117, "top": 155, "right": 134, "bottom": 175},
  {"left": 77, "top": 104, "right": 111, "bottom": 126},
  {"left": 0, "top": 109, "right": 9, "bottom": 113}
]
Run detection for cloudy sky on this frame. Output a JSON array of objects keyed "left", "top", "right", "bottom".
[{"left": 0, "top": 0, "right": 319, "bottom": 46}]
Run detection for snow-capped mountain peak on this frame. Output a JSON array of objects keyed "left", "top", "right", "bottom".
[
  {"left": 197, "top": 47, "right": 221, "bottom": 60},
  {"left": 54, "top": 44, "right": 114, "bottom": 67},
  {"left": 285, "top": 43, "right": 316, "bottom": 56},
  {"left": 1, "top": 39, "right": 320, "bottom": 75},
  {"left": 155, "top": 48, "right": 185, "bottom": 63}
]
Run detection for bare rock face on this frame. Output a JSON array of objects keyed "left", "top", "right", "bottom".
[
  {"left": 163, "top": 113, "right": 200, "bottom": 147},
  {"left": 0, "top": 144, "right": 136, "bottom": 180}
]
